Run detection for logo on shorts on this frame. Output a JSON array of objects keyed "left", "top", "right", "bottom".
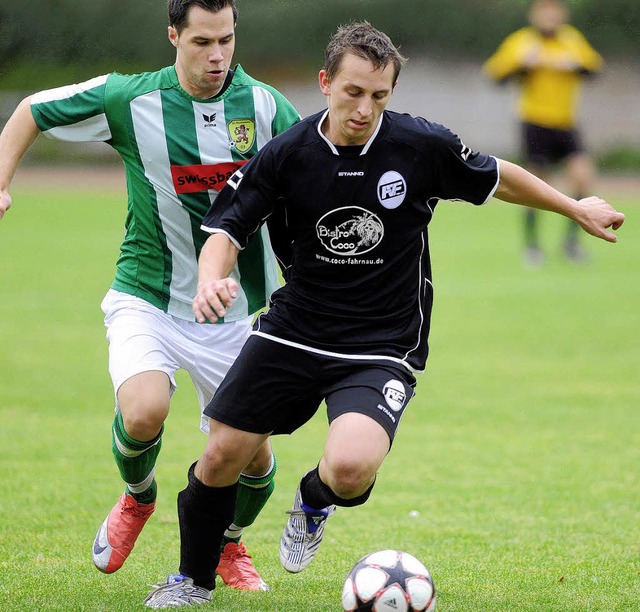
[
  {"left": 377, "top": 171, "right": 406, "bottom": 209},
  {"left": 383, "top": 379, "right": 406, "bottom": 412}
]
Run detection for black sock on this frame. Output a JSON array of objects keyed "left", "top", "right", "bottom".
[
  {"left": 300, "top": 467, "right": 375, "bottom": 509},
  {"left": 524, "top": 209, "right": 538, "bottom": 249},
  {"left": 177, "top": 463, "right": 238, "bottom": 590}
]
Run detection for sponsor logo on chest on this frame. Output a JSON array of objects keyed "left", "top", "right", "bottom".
[
  {"left": 316, "top": 206, "right": 384, "bottom": 256},
  {"left": 170, "top": 161, "right": 247, "bottom": 194}
]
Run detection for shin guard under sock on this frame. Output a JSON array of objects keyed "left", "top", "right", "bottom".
[
  {"left": 112, "top": 411, "right": 163, "bottom": 503},
  {"left": 233, "top": 453, "right": 277, "bottom": 528},
  {"left": 221, "top": 454, "right": 276, "bottom": 549},
  {"left": 178, "top": 463, "right": 238, "bottom": 590}
]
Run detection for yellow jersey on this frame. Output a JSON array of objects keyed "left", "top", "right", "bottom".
[{"left": 483, "top": 25, "right": 603, "bottom": 129}]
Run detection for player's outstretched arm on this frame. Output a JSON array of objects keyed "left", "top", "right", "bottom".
[
  {"left": 494, "top": 159, "right": 625, "bottom": 243},
  {"left": 0, "top": 96, "right": 41, "bottom": 220},
  {"left": 193, "top": 232, "right": 240, "bottom": 323}
]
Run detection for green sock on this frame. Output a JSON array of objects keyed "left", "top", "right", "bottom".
[
  {"left": 220, "top": 453, "right": 276, "bottom": 550},
  {"left": 111, "top": 411, "right": 162, "bottom": 504}
]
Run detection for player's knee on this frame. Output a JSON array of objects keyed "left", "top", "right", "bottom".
[
  {"left": 117, "top": 371, "right": 171, "bottom": 439},
  {"left": 199, "top": 436, "right": 248, "bottom": 486},
  {"left": 326, "top": 458, "right": 375, "bottom": 499},
  {"left": 120, "top": 401, "right": 168, "bottom": 441}
]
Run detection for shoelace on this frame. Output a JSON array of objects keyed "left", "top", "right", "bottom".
[
  {"left": 224, "top": 547, "right": 253, "bottom": 562},
  {"left": 121, "top": 500, "right": 154, "bottom": 519}
]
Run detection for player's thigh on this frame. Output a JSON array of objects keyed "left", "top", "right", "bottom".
[
  {"left": 102, "top": 290, "right": 181, "bottom": 411},
  {"left": 185, "top": 315, "right": 252, "bottom": 433},
  {"left": 204, "top": 335, "right": 325, "bottom": 435},
  {"left": 325, "top": 363, "right": 415, "bottom": 445},
  {"left": 564, "top": 151, "right": 594, "bottom": 189}
]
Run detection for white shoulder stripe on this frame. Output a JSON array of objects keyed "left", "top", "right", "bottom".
[
  {"left": 42, "top": 114, "right": 111, "bottom": 142},
  {"left": 31, "top": 74, "right": 109, "bottom": 104}
]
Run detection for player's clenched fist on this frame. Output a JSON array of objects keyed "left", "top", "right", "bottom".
[
  {"left": 193, "top": 278, "right": 239, "bottom": 323},
  {"left": 575, "top": 196, "right": 625, "bottom": 243}
]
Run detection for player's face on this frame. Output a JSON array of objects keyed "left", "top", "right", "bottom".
[
  {"left": 529, "top": 1, "right": 567, "bottom": 36},
  {"left": 169, "top": 5, "right": 235, "bottom": 99},
  {"left": 319, "top": 53, "right": 395, "bottom": 146}
]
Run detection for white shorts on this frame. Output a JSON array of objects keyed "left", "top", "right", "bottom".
[{"left": 101, "top": 289, "right": 252, "bottom": 433}]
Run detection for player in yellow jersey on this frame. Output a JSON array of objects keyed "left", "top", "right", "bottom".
[{"left": 483, "top": 0, "right": 603, "bottom": 265}]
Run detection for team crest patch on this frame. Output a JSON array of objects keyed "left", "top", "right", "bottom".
[{"left": 227, "top": 119, "right": 255, "bottom": 153}]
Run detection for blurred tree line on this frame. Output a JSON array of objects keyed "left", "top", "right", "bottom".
[{"left": 1, "top": 0, "right": 638, "bottom": 90}]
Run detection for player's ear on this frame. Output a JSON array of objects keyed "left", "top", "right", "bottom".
[
  {"left": 319, "top": 70, "right": 331, "bottom": 96},
  {"left": 168, "top": 25, "right": 179, "bottom": 48}
]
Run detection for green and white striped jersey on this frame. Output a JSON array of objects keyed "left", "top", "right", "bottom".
[{"left": 30, "top": 65, "right": 299, "bottom": 321}]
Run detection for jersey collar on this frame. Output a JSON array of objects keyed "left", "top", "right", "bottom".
[{"left": 316, "top": 109, "right": 384, "bottom": 156}]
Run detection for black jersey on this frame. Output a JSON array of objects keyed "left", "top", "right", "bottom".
[{"left": 202, "top": 110, "right": 499, "bottom": 372}]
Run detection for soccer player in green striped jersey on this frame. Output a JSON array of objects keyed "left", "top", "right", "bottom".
[{"left": 0, "top": 0, "right": 299, "bottom": 592}]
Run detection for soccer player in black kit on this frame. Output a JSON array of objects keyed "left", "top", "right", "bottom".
[{"left": 143, "top": 21, "right": 624, "bottom": 608}]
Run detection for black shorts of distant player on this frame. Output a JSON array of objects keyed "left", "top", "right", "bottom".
[
  {"left": 522, "top": 121, "right": 583, "bottom": 167},
  {"left": 203, "top": 334, "right": 417, "bottom": 443}
]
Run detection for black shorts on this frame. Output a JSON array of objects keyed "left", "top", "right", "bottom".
[
  {"left": 522, "top": 122, "right": 583, "bottom": 167},
  {"left": 204, "top": 334, "right": 417, "bottom": 442}
]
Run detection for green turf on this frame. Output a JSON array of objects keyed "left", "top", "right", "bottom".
[{"left": 0, "top": 179, "right": 638, "bottom": 611}]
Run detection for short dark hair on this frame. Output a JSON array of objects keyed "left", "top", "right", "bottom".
[
  {"left": 323, "top": 21, "right": 407, "bottom": 83},
  {"left": 168, "top": 0, "right": 237, "bottom": 32}
]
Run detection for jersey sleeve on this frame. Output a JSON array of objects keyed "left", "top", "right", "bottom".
[
  {"left": 201, "top": 142, "right": 281, "bottom": 248},
  {"left": 563, "top": 26, "right": 603, "bottom": 74},
  {"left": 483, "top": 29, "right": 533, "bottom": 82},
  {"left": 427, "top": 123, "right": 499, "bottom": 205},
  {"left": 270, "top": 90, "right": 300, "bottom": 136},
  {"left": 30, "top": 75, "right": 112, "bottom": 142}
]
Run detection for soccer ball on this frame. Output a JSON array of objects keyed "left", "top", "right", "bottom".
[{"left": 341, "top": 549, "right": 436, "bottom": 612}]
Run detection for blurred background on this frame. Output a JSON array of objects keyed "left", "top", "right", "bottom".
[{"left": 0, "top": 0, "right": 638, "bottom": 173}]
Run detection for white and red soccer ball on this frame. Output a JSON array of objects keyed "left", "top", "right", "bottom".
[{"left": 342, "top": 549, "right": 436, "bottom": 612}]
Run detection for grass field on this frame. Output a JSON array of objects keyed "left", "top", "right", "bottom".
[{"left": 0, "top": 172, "right": 638, "bottom": 610}]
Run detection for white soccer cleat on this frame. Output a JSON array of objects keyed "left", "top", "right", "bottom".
[
  {"left": 144, "top": 574, "right": 212, "bottom": 609},
  {"left": 279, "top": 485, "right": 335, "bottom": 573}
]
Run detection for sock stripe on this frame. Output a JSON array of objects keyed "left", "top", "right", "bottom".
[
  {"left": 127, "top": 467, "right": 157, "bottom": 493},
  {"left": 113, "top": 411, "right": 163, "bottom": 457},
  {"left": 239, "top": 452, "right": 276, "bottom": 488}
]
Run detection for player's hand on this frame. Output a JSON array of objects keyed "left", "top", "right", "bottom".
[
  {"left": 193, "top": 277, "right": 239, "bottom": 323},
  {"left": 523, "top": 45, "right": 542, "bottom": 68},
  {"left": 574, "top": 196, "right": 625, "bottom": 243},
  {"left": 0, "top": 190, "right": 12, "bottom": 220},
  {"left": 551, "top": 55, "right": 580, "bottom": 71}
]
